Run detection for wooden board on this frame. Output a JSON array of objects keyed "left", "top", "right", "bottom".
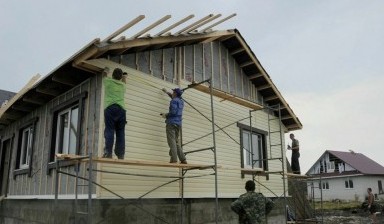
[
  {"left": 191, "top": 84, "right": 263, "bottom": 110},
  {"left": 56, "top": 154, "right": 216, "bottom": 170}
]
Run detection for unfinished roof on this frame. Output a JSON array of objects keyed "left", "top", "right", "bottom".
[
  {"left": 308, "top": 150, "right": 384, "bottom": 176},
  {"left": 0, "top": 14, "right": 302, "bottom": 131}
]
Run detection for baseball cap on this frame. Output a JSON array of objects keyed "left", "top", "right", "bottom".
[{"left": 173, "top": 88, "right": 183, "bottom": 97}]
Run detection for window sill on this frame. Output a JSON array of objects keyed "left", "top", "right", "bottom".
[{"left": 13, "top": 168, "right": 30, "bottom": 177}]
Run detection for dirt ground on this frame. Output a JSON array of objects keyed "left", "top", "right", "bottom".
[{"left": 321, "top": 213, "right": 383, "bottom": 224}]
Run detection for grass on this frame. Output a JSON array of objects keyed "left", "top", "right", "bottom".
[{"left": 311, "top": 201, "right": 362, "bottom": 210}]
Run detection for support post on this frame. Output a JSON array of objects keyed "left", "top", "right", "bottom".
[
  {"left": 209, "top": 78, "right": 219, "bottom": 224},
  {"left": 88, "top": 152, "right": 93, "bottom": 224}
]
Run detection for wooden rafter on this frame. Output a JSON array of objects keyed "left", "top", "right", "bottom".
[
  {"left": 189, "top": 83, "right": 263, "bottom": 110},
  {"left": 264, "top": 95, "right": 279, "bottom": 101},
  {"left": 154, "top": 15, "right": 195, "bottom": 37},
  {"left": 131, "top": 15, "right": 171, "bottom": 39},
  {"left": 175, "top": 14, "right": 214, "bottom": 35},
  {"left": 240, "top": 61, "right": 254, "bottom": 68},
  {"left": 234, "top": 32, "right": 302, "bottom": 130},
  {"left": 99, "top": 30, "right": 235, "bottom": 52},
  {"left": 184, "top": 14, "right": 222, "bottom": 34},
  {"left": 201, "top": 13, "right": 237, "bottom": 32},
  {"left": 257, "top": 84, "right": 272, "bottom": 91},
  {"left": 230, "top": 48, "right": 245, "bottom": 55},
  {"left": 249, "top": 73, "right": 263, "bottom": 80},
  {"left": 102, "top": 15, "right": 145, "bottom": 42}
]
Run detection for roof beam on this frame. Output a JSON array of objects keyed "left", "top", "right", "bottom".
[
  {"left": 175, "top": 14, "right": 214, "bottom": 35},
  {"left": 22, "top": 96, "right": 46, "bottom": 106},
  {"left": 184, "top": 14, "right": 221, "bottom": 34},
  {"left": 12, "top": 104, "right": 35, "bottom": 113},
  {"left": 99, "top": 30, "right": 235, "bottom": 52},
  {"left": 281, "top": 115, "right": 292, "bottom": 120},
  {"left": 52, "top": 75, "right": 77, "bottom": 87},
  {"left": 201, "top": 13, "right": 237, "bottom": 32},
  {"left": 240, "top": 61, "right": 254, "bottom": 68},
  {"left": 103, "top": 15, "right": 145, "bottom": 42},
  {"left": 249, "top": 73, "right": 263, "bottom": 80},
  {"left": 131, "top": 15, "right": 171, "bottom": 39},
  {"left": 230, "top": 48, "right": 245, "bottom": 55},
  {"left": 264, "top": 95, "right": 279, "bottom": 101},
  {"left": 35, "top": 87, "right": 61, "bottom": 97},
  {"left": 257, "top": 84, "right": 272, "bottom": 91},
  {"left": 155, "top": 15, "right": 195, "bottom": 37}
]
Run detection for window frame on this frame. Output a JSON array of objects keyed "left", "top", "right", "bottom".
[
  {"left": 238, "top": 123, "right": 268, "bottom": 173},
  {"left": 345, "top": 178, "right": 354, "bottom": 189},
  {"left": 319, "top": 181, "right": 330, "bottom": 190},
  {"left": 47, "top": 92, "right": 87, "bottom": 172},
  {"left": 14, "top": 118, "right": 38, "bottom": 177}
]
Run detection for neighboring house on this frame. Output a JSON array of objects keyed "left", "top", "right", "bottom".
[
  {"left": 0, "top": 89, "right": 15, "bottom": 108},
  {"left": 306, "top": 150, "right": 384, "bottom": 202},
  {"left": 0, "top": 15, "right": 302, "bottom": 223}
]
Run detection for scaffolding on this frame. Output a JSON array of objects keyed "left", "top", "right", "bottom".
[
  {"left": 53, "top": 77, "right": 319, "bottom": 224},
  {"left": 54, "top": 78, "right": 220, "bottom": 224}
]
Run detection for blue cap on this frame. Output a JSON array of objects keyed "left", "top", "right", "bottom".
[{"left": 173, "top": 88, "right": 183, "bottom": 97}]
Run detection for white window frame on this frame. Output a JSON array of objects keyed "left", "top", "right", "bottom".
[
  {"left": 319, "top": 181, "right": 329, "bottom": 190},
  {"left": 242, "top": 130, "right": 264, "bottom": 169},
  {"left": 345, "top": 178, "right": 354, "bottom": 189},
  {"left": 54, "top": 105, "right": 79, "bottom": 158},
  {"left": 19, "top": 126, "right": 33, "bottom": 169}
]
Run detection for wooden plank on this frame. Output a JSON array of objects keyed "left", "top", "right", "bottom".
[
  {"left": 154, "top": 15, "right": 195, "bottom": 37},
  {"left": 248, "top": 73, "right": 263, "bottom": 80},
  {"left": 130, "top": 15, "right": 171, "bottom": 39},
  {"left": 56, "top": 154, "right": 216, "bottom": 170},
  {"left": 0, "top": 74, "right": 40, "bottom": 119},
  {"left": 240, "top": 168, "right": 265, "bottom": 175},
  {"left": 189, "top": 83, "right": 263, "bottom": 110},
  {"left": 175, "top": 14, "right": 213, "bottom": 35},
  {"left": 201, "top": 13, "right": 237, "bottom": 32},
  {"left": 184, "top": 14, "right": 221, "bottom": 34},
  {"left": 103, "top": 15, "right": 145, "bottom": 42}
]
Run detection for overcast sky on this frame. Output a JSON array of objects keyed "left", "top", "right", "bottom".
[{"left": 1, "top": 0, "right": 383, "bottom": 173}]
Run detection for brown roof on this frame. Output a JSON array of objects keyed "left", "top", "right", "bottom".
[{"left": 328, "top": 150, "right": 384, "bottom": 175}]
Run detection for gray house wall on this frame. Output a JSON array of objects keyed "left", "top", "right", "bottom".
[{"left": 1, "top": 76, "right": 101, "bottom": 197}]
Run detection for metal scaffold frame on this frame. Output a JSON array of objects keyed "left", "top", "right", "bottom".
[
  {"left": 53, "top": 75, "right": 321, "bottom": 224},
  {"left": 54, "top": 78, "right": 220, "bottom": 224}
]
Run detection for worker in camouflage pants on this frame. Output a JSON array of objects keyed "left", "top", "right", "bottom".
[{"left": 231, "top": 180, "right": 274, "bottom": 224}]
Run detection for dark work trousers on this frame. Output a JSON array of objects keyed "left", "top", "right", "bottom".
[
  {"left": 166, "top": 124, "right": 186, "bottom": 162},
  {"left": 104, "top": 104, "right": 126, "bottom": 158},
  {"left": 291, "top": 151, "right": 301, "bottom": 174}
]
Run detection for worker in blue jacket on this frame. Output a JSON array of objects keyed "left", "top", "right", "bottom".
[{"left": 161, "top": 88, "right": 187, "bottom": 164}]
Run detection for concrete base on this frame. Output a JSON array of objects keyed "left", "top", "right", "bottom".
[{"left": 0, "top": 197, "right": 287, "bottom": 224}]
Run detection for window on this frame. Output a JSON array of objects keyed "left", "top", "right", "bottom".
[
  {"left": 239, "top": 123, "right": 267, "bottom": 170},
  {"left": 14, "top": 118, "right": 38, "bottom": 177},
  {"left": 55, "top": 106, "right": 79, "bottom": 156},
  {"left": 19, "top": 126, "right": 33, "bottom": 169},
  {"left": 345, "top": 179, "right": 354, "bottom": 189},
  {"left": 319, "top": 181, "right": 329, "bottom": 190},
  {"left": 49, "top": 92, "right": 87, "bottom": 163},
  {"left": 378, "top": 180, "right": 383, "bottom": 194},
  {"left": 327, "top": 161, "right": 335, "bottom": 170}
]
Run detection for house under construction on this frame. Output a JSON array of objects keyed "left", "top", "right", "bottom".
[{"left": 0, "top": 14, "right": 308, "bottom": 224}]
